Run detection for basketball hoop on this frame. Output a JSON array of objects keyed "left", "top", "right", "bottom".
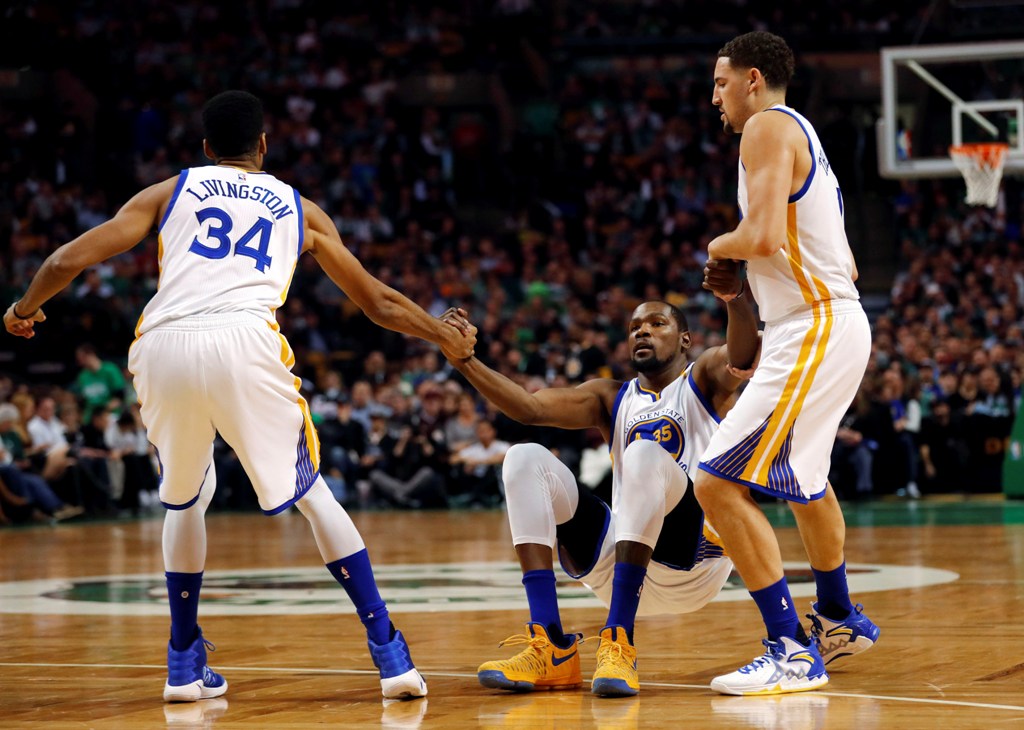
[{"left": 949, "top": 142, "right": 1009, "bottom": 208}]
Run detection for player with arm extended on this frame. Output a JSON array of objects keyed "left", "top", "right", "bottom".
[
  {"left": 693, "top": 31, "right": 879, "bottom": 697},
  {"left": 4, "top": 90, "right": 475, "bottom": 704},
  {"left": 439, "top": 261, "right": 758, "bottom": 697}
]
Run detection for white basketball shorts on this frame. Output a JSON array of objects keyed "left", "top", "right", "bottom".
[
  {"left": 128, "top": 312, "right": 320, "bottom": 514},
  {"left": 699, "top": 298, "right": 870, "bottom": 503}
]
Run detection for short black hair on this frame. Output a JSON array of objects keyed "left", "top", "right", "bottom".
[
  {"left": 718, "top": 31, "right": 795, "bottom": 90},
  {"left": 202, "top": 90, "right": 264, "bottom": 158},
  {"left": 659, "top": 301, "right": 688, "bottom": 332}
]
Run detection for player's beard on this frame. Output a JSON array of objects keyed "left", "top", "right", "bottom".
[{"left": 631, "top": 350, "right": 671, "bottom": 373}]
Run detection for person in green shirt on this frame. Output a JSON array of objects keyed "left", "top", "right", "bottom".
[{"left": 74, "top": 343, "right": 126, "bottom": 420}]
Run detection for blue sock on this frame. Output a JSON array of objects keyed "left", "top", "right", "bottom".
[
  {"left": 166, "top": 571, "right": 203, "bottom": 651},
  {"left": 522, "top": 570, "right": 565, "bottom": 644},
  {"left": 813, "top": 562, "right": 855, "bottom": 619},
  {"left": 326, "top": 549, "right": 391, "bottom": 645},
  {"left": 605, "top": 562, "right": 647, "bottom": 642},
  {"left": 750, "top": 577, "right": 803, "bottom": 643}
]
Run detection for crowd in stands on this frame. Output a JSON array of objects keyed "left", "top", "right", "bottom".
[
  {"left": 1, "top": 2, "right": 1022, "bottom": 524},
  {"left": 830, "top": 180, "right": 1024, "bottom": 498}
]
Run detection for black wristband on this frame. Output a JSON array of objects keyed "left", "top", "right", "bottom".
[{"left": 11, "top": 301, "right": 37, "bottom": 320}]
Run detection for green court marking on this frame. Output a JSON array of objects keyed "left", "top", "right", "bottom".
[{"left": 762, "top": 498, "right": 1024, "bottom": 528}]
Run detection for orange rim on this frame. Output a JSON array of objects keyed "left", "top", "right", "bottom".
[{"left": 949, "top": 142, "right": 1009, "bottom": 165}]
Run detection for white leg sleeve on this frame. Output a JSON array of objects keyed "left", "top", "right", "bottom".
[
  {"left": 614, "top": 439, "right": 688, "bottom": 549},
  {"left": 162, "top": 465, "right": 216, "bottom": 574},
  {"left": 295, "top": 475, "right": 366, "bottom": 563},
  {"left": 503, "top": 443, "right": 580, "bottom": 548}
]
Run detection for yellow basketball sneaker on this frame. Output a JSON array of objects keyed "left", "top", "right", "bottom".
[
  {"left": 477, "top": 623, "right": 582, "bottom": 692},
  {"left": 591, "top": 626, "right": 639, "bottom": 697}
]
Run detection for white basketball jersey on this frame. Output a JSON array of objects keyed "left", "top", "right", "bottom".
[
  {"left": 609, "top": 363, "right": 720, "bottom": 515},
  {"left": 137, "top": 166, "right": 303, "bottom": 334},
  {"left": 738, "top": 105, "right": 859, "bottom": 323}
]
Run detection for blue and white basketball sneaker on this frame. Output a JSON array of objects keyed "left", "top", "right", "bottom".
[
  {"left": 710, "top": 636, "right": 829, "bottom": 696},
  {"left": 369, "top": 628, "right": 428, "bottom": 700},
  {"left": 163, "top": 628, "right": 228, "bottom": 702},
  {"left": 807, "top": 603, "right": 880, "bottom": 666}
]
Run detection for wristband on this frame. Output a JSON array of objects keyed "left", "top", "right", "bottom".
[{"left": 11, "top": 301, "right": 37, "bottom": 320}]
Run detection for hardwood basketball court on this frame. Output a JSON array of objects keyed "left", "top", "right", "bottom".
[{"left": 1, "top": 500, "right": 1022, "bottom": 728}]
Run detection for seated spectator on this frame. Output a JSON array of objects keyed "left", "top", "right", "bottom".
[
  {"left": 105, "top": 407, "right": 159, "bottom": 512},
  {"left": 882, "top": 368, "right": 922, "bottom": 499},
  {"left": 310, "top": 370, "right": 346, "bottom": 423},
  {"left": 829, "top": 380, "right": 892, "bottom": 500},
  {"left": 444, "top": 393, "right": 480, "bottom": 452},
  {"left": 0, "top": 475, "right": 45, "bottom": 525},
  {"left": 369, "top": 421, "right": 447, "bottom": 509},
  {"left": 354, "top": 409, "right": 393, "bottom": 507},
  {"left": 58, "top": 401, "right": 114, "bottom": 515},
  {"left": 24, "top": 396, "right": 77, "bottom": 483},
  {"left": 449, "top": 420, "right": 510, "bottom": 508},
  {"left": 73, "top": 344, "right": 126, "bottom": 421},
  {"left": 965, "top": 366, "right": 1015, "bottom": 492},
  {"left": 349, "top": 380, "right": 384, "bottom": 432},
  {"left": 918, "top": 399, "right": 969, "bottom": 493},
  {"left": 0, "top": 404, "right": 83, "bottom": 523},
  {"left": 318, "top": 396, "right": 368, "bottom": 503}
]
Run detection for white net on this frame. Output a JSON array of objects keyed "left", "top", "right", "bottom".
[{"left": 949, "top": 143, "right": 1009, "bottom": 208}]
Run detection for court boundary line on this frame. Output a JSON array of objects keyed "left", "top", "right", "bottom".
[{"left": 1, "top": 661, "right": 1022, "bottom": 713}]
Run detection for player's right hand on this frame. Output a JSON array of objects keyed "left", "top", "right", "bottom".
[
  {"left": 703, "top": 258, "right": 744, "bottom": 301},
  {"left": 4, "top": 303, "right": 46, "bottom": 338}
]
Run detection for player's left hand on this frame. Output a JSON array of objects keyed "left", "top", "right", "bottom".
[
  {"left": 4, "top": 303, "right": 46, "bottom": 338},
  {"left": 703, "top": 259, "right": 745, "bottom": 302}
]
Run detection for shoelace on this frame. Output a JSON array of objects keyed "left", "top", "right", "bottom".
[
  {"left": 496, "top": 632, "right": 583, "bottom": 672},
  {"left": 203, "top": 638, "right": 217, "bottom": 653},
  {"left": 496, "top": 634, "right": 553, "bottom": 674},
  {"left": 738, "top": 639, "right": 780, "bottom": 673},
  {"left": 597, "top": 638, "right": 628, "bottom": 663}
]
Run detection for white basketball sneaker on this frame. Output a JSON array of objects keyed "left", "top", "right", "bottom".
[
  {"left": 710, "top": 636, "right": 829, "bottom": 696},
  {"left": 368, "top": 628, "right": 428, "bottom": 700}
]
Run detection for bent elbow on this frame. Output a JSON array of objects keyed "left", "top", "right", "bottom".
[{"left": 753, "top": 238, "right": 784, "bottom": 258}]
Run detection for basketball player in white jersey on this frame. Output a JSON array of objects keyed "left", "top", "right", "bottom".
[
  {"left": 693, "top": 32, "right": 880, "bottom": 696},
  {"left": 3, "top": 91, "right": 476, "bottom": 703},
  {"left": 437, "top": 265, "right": 759, "bottom": 698}
]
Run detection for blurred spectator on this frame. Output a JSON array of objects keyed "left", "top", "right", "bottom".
[
  {"left": 73, "top": 344, "right": 126, "bottom": 421},
  {"left": 0, "top": 404, "right": 83, "bottom": 522},
  {"left": 449, "top": 420, "right": 510, "bottom": 508},
  {"left": 105, "top": 407, "right": 159, "bottom": 512},
  {"left": 830, "top": 382, "right": 889, "bottom": 500},
  {"left": 918, "top": 400, "right": 969, "bottom": 493},
  {"left": 965, "top": 366, "right": 1015, "bottom": 491},
  {"left": 318, "top": 397, "right": 368, "bottom": 503},
  {"left": 369, "top": 421, "right": 447, "bottom": 509},
  {"left": 444, "top": 393, "right": 480, "bottom": 452}
]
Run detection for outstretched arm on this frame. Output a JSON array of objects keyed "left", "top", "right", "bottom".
[
  {"left": 301, "top": 197, "right": 475, "bottom": 358},
  {"left": 440, "top": 309, "right": 618, "bottom": 437},
  {"left": 4, "top": 177, "right": 177, "bottom": 338}
]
